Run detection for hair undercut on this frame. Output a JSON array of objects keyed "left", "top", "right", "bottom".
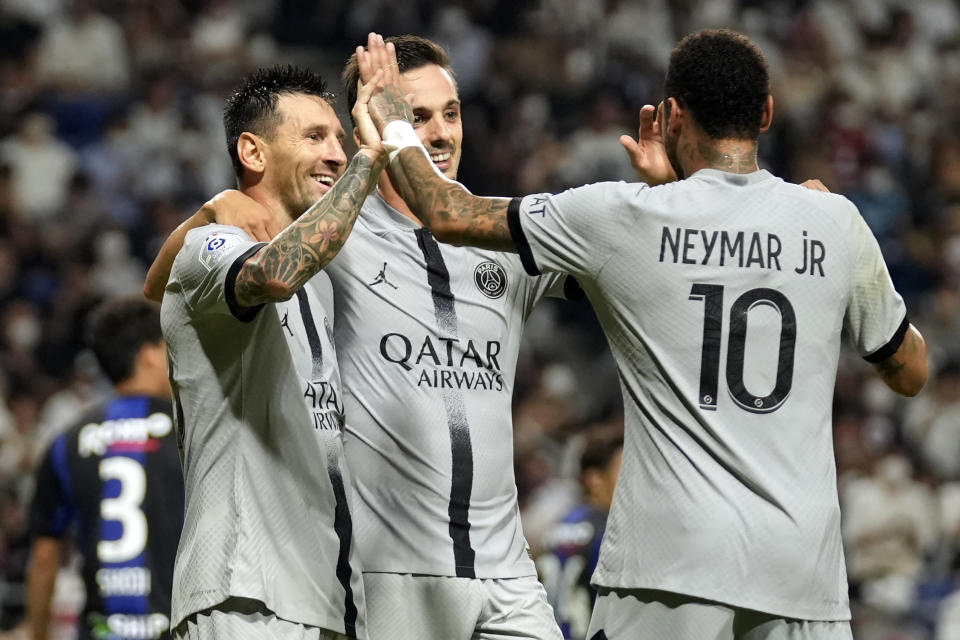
[
  {"left": 86, "top": 297, "right": 163, "bottom": 385},
  {"left": 665, "top": 29, "right": 770, "bottom": 140},
  {"left": 223, "top": 65, "right": 335, "bottom": 178},
  {"left": 341, "top": 35, "right": 455, "bottom": 125}
]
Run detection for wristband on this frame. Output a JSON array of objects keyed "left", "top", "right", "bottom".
[{"left": 382, "top": 120, "right": 423, "bottom": 163}]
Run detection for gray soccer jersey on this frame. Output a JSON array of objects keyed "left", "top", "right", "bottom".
[
  {"left": 325, "top": 194, "right": 573, "bottom": 578},
  {"left": 509, "top": 169, "right": 908, "bottom": 621},
  {"left": 162, "top": 224, "right": 365, "bottom": 638}
]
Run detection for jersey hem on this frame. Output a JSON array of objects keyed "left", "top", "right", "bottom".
[
  {"left": 172, "top": 591, "right": 354, "bottom": 636},
  {"left": 590, "top": 578, "right": 851, "bottom": 623},
  {"left": 358, "top": 562, "right": 537, "bottom": 580}
]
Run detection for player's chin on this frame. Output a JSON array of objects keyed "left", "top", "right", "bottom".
[
  {"left": 314, "top": 180, "right": 333, "bottom": 195},
  {"left": 440, "top": 162, "right": 460, "bottom": 180}
]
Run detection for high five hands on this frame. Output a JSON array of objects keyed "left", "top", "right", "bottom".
[{"left": 356, "top": 33, "right": 414, "bottom": 136}]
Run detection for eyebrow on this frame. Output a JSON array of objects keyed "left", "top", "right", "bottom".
[
  {"left": 412, "top": 99, "right": 461, "bottom": 111},
  {"left": 303, "top": 124, "right": 347, "bottom": 139}
]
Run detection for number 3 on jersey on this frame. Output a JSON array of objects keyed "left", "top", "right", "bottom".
[
  {"left": 689, "top": 284, "right": 796, "bottom": 414},
  {"left": 98, "top": 456, "right": 148, "bottom": 563}
]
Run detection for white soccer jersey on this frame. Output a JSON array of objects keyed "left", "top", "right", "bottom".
[
  {"left": 162, "top": 224, "right": 365, "bottom": 638},
  {"left": 325, "top": 194, "right": 574, "bottom": 578},
  {"left": 510, "top": 169, "right": 909, "bottom": 621}
]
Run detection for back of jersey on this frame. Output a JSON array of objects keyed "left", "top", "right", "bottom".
[
  {"left": 30, "top": 395, "right": 183, "bottom": 640},
  {"left": 512, "top": 170, "right": 907, "bottom": 621}
]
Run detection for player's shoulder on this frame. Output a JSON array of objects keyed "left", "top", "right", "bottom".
[
  {"left": 538, "top": 180, "right": 654, "bottom": 224},
  {"left": 559, "top": 180, "right": 649, "bottom": 202},
  {"left": 174, "top": 223, "right": 255, "bottom": 281},
  {"left": 183, "top": 223, "right": 252, "bottom": 252},
  {"left": 63, "top": 399, "right": 115, "bottom": 438}
]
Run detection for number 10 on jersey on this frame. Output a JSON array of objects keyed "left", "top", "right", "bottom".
[{"left": 688, "top": 284, "right": 796, "bottom": 414}]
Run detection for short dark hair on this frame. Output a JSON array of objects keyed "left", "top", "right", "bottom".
[
  {"left": 580, "top": 431, "right": 624, "bottom": 475},
  {"left": 341, "top": 35, "right": 455, "bottom": 125},
  {"left": 223, "top": 65, "right": 335, "bottom": 178},
  {"left": 665, "top": 29, "right": 769, "bottom": 140},
  {"left": 86, "top": 297, "right": 163, "bottom": 384}
]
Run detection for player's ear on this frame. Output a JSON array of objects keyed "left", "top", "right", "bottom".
[
  {"left": 665, "top": 97, "right": 682, "bottom": 136},
  {"left": 237, "top": 132, "right": 267, "bottom": 176},
  {"left": 353, "top": 126, "right": 361, "bottom": 148},
  {"left": 759, "top": 94, "right": 774, "bottom": 133}
]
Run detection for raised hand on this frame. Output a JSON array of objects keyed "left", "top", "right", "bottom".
[
  {"left": 357, "top": 33, "right": 413, "bottom": 133},
  {"left": 352, "top": 66, "right": 387, "bottom": 159},
  {"left": 204, "top": 189, "right": 280, "bottom": 241},
  {"left": 620, "top": 102, "right": 678, "bottom": 186}
]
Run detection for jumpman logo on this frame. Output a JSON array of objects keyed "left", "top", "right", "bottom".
[
  {"left": 279, "top": 311, "right": 294, "bottom": 337},
  {"left": 368, "top": 262, "right": 398, "bottom": 289}
]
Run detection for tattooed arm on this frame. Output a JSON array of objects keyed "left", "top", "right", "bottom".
[
  {"left": 389, "top": 147, "right": 514, "bottom": 251},
  {"left": 873, "top": 324, "right": 928, "bottom": 396},
  {"left": 233, "top": 149, "right": 382, "bottom": 307},
  {"left": 368, "top": 85, "right": 514, "bottom": 250},
  {"left": 143, "top": 191, "right": 280, "bottom": 301},
  {"left": 357, "top": 33, "right": 515, "bottom": 251}
]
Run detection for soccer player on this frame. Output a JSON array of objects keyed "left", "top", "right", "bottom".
[
  {"left": 161, "top": 65, "right": 388, "bottom": 640},
  {"left": 27, "top": 297, "right": 183, "bottom": 640},
  {"left": 146, "top": 35, "right": 569, "bottom": 640},
  {"left": 364, "top": 29, "right": 928, "bottom": 639},
  {"left": 538, "top": 431, "right": 622, "bottom": 640}
]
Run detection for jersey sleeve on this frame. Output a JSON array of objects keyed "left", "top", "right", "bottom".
[
  {"left": 172, "top": 225, "right": 267, "bottom": 322},
  {"left": 843, "top": 209, "right": 909, "bottom": 362},
  {"left": 29, "top": 434, "right": 73, "bottom": 539},
  {"left": 507, "top": 182, "right": 641, "bottom": 279}
]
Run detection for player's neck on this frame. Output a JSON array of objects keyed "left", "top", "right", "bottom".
[
  {"left": 686, "top": 136, "right": 759, "bottom": 175},
  {"left": 376, "top": 175, "right": 423, "bottom": 226},
  {"left": 242, "top": 184, "right": 296, "bottom": 228}
]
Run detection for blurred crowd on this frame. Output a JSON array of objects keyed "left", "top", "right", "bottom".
[{"left": 0, "top": 0, "right": 959, "bottom": 638}]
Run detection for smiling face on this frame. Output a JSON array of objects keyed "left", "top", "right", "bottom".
[
  {"left": 261, "top": 93, "right": 347, "bottom": 219},
  {"left": 398, "top": 64, "right": 462, "bottom": 180}
]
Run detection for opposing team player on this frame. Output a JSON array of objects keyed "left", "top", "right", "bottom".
[
  {"left": 538, "top": 430, "right": 622, "bottom": 640},
  {"left": 145, "top": 35, "right": 570, "bottom": 639},
  {"left": 161, "top": 65, "right": 388, "bottom": 640},
  {"left": 27, "top": 297, "right": 183, "bottom": 640},
  {"left": 363, "top": 29, "right": 928, "bottom": 639}
]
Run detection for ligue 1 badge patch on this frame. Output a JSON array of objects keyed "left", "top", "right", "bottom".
[
  {"left": 474, "top": 261, "right": 507, "bottom": 299},
  {"left": 199, "top": 232, "right": 242, "bottom": 271}
]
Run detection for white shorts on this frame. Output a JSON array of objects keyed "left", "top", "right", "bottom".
[
  {"left": 363, "top": 572, "right": 563, "bottom": 640},
  {"left": 587, "top": 588, "right": 853, "bottom": 640},
  {"left": 172, "top": 598, "right": 351, "bottom": 640}
]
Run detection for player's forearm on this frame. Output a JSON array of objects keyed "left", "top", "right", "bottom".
[
  {"left": 234, "top": 150, "right": 382, "bottom": 306},
  {"left": 26, "top": 538, "right": 60, "bottom": 640},
  {"left": 144, "top": 207, "right": 214, "bottom": 301},
  {"left": 874, "top": 324, "right": 928, "bottom": 396},
  {"left": 389, "top": 147, "right": 514, "bottom": 251}
]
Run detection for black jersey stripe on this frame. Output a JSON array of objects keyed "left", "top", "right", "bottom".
[
  {"left": 415, "top": 229, "right": 477, "bottom": 578},
  {"left": 416, "top": 228, "right": 457, "bottom": 335},
  {"left": 225, "top": 243, "right": 268, "bottom": 322},
  {"left": 295, "top": 289, "right": 324, "bottom": 380},
  {"left": 507, "top": 197, "right": 540, "bottom": 276},
  {"left": 326, "top": 451, "right": 359, "bottom": 638}
]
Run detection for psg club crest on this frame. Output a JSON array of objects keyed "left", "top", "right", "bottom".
[{"left": 474, "top": 261, "right": 507, "bottom": 299}]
